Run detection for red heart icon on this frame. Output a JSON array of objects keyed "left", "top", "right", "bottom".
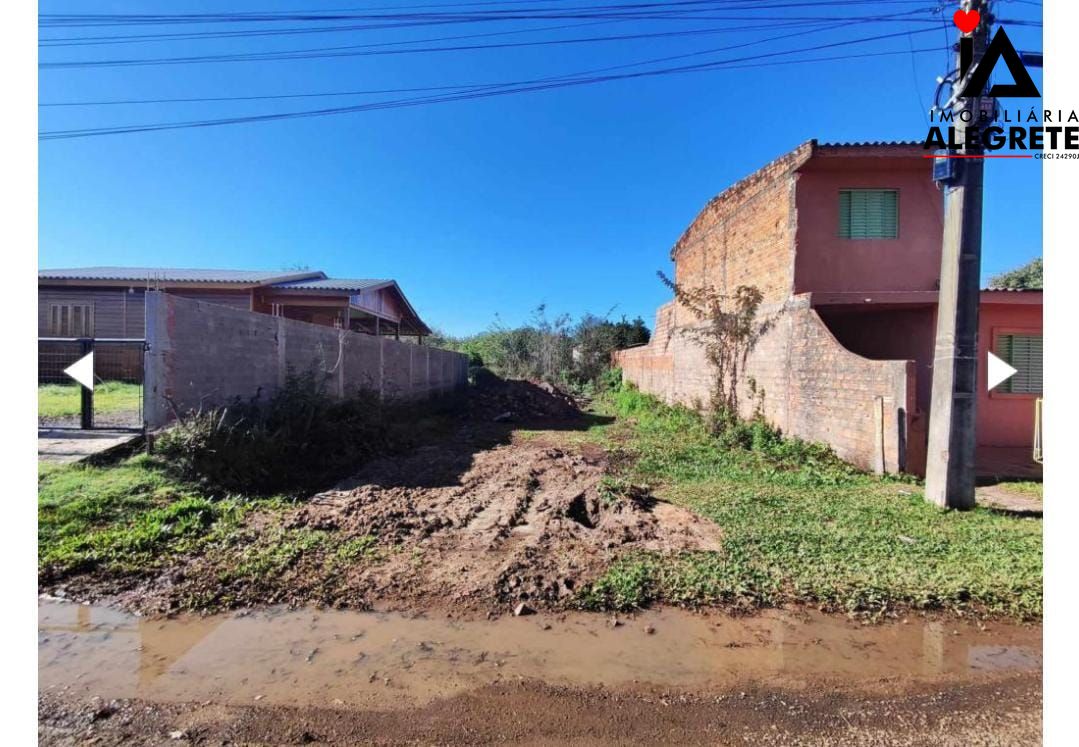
[{"left": 953, "top": 9, "right": 981, "bottom": 34}]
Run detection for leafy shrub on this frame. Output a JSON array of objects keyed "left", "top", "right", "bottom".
[
  {"left": 598, "top": 366, "right": 623, "bottom": 393},
  {"left": 155, "top": 372, "right": 397, "bottom": 495},
  {"left": 430, "top": 308, "right": 649, "bottom": 385}
]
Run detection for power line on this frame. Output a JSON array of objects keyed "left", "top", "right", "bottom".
[
  {"left": 41, "top": 82, "right": 499, "bottom": 108},
  {"left": 41, "top": 47, "right": 949, "bottom": 140},
  {"left": 38, "top": 0, "right": 938, "bottom": 27},
  {"left": 40, "top": 17, "right": 616, "bottom": 48},
  {"left": 38, "top": 1, "right": 936, "bottom": 45},
  {"left": 42, "top": 18, "right": 849, "bottom": 108},
  {"left": 41, "top": 8, "right": 939, "bottom": 68},
  {"left": 39, "top": 20, "right": 870, "bottom": 68},
  {"left": 41, "top": 27, "right": 943, "bottom": 140}
]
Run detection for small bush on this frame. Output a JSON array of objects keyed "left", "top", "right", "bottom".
[
  {"left": 155, "top": 372, "right": 398, "bottom": 495},
  {"left": 597, "top": 366, "right": 623, "bottom": 393}
]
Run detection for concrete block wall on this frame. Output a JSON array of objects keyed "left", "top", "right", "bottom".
[{"left": 143, "top": 291, "right": 467, "bottom": 428}]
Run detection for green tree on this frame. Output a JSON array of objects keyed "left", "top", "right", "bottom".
[{"left": 988, "top": 257, "right": 1042, "bottom": 290}]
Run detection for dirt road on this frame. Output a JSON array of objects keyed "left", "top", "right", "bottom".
[
  {"left": 39, "top": 600, "right": 1041, "bottom": 745},
  {"left": 39, "top": 675, "right": 1041, "bottom": 746}
]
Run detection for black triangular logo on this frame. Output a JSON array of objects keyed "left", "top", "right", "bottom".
[{"left": 960, "top": 27, "right": 1041, "bottom": 98}]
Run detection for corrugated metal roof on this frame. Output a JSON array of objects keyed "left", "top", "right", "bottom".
[
  {"left": 982, "top": 287, "right": 1043, "bottom": 292},
  {"left": 38, "top": 266, "right": 324, "bottom": 284},
  {"left": 818, "top": 140, "right": 925, "bottom": 148},
  {"left": 270, "top": 278, "right": 390, "bottom": 291}
]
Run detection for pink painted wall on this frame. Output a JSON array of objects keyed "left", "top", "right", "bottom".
[
  {"left": 977, "top": 295, "right": 1043, "bottom": 448},
  {"left": 793, "top": 156, "right": 944, "bottom": 294}
]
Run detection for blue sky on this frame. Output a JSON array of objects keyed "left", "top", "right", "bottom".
[{"left": 39, "top": 1, "right": 1043, "bottom": 336}]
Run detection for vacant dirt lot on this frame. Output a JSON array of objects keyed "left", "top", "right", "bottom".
[
  {"left": 287, "top": 438, "right": 721, "bottom": 609},
  {"left": 44, "top": 379, "right": 719, "bottom": 617}
]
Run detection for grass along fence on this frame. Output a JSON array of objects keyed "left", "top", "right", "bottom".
[
  {"left": 38, "top": 382, "right": 142, "bottom": 420},
  {"left": 579, "top": 386, "right": 1042, "bottom": 619}
]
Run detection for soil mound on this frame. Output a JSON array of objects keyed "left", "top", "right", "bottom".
[
  {"left": 287, "top": 441, "right": 721, "bottom": 610},
  {"left": 466, "top": 376, "right": 580, "bottom": 423}
]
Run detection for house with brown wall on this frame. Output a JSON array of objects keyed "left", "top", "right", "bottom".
[
  {"left": 615, "top": 140, "right": 1043, "bottom": 478},
  {"left": 38, "top": 267, "right": 432, "bottom": 340}
]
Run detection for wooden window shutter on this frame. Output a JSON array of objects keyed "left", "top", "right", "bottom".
[
  {"left": 1000, "top": 334, "right": 1043, "bottom": 394},
  {"left": 839, "top": 189, "right": 899, "bottom": 239}
]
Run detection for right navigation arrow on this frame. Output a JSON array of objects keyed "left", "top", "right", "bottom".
[{"left": 987, "top": 351, "right": 1018, "bottom": 391}]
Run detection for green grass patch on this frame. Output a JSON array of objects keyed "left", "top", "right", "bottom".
[
  {"left": 39, "top": 381, "right": 141, "bottom": 419},
  {"left": 39, "top": 454, "right": 383, "bottom": 609},
  {"left": 579, "top": 387, "right": 1043, "bottom": 619},
  {"left": 998, "top": 481, "right": 1043, "bottom": 500},
  {"left": 217, "top": 528, "right": 379, "bottom": 585},
  {"left": 38, "top": 455, "right": 254, "bottom": 579}
]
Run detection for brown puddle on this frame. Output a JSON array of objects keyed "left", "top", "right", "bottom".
[{"left": 39, "top": 600, "right": 1041, "bottom": 709}]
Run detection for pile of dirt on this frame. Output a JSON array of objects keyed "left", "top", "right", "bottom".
[
  {"left": 466, "top": 375, "right": 580, "bottom": 424},
  {"left": 284, "top": 440, "right": 721, "bottom": 611}
]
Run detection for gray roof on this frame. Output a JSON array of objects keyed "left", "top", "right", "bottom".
[
  {"left": 39, "top": 266, "right": 324, "bottom": 284},
  {"left": 818, "top": 140, "right": 925, "bottom": 148},
  {"left": 270, "top": 278, "right": 390, "bottom": 292}
]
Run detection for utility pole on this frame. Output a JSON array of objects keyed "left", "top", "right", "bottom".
[{"left": 924, "top": 0, "right": 991, "bottom": 509}]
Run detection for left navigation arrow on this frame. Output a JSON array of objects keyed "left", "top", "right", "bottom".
[{"left": 63, "top": 351, "right": 95, "bottom": 390}]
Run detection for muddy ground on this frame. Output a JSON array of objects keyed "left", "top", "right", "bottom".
[
  {"left": 47, "top": 379, "right": 721, "bottom": 617},
  {"left": 38, "top": 596, "right": 1043, "bottom": 745},
  {"left": 39, "top": 675, "right": 1041, "bottom": 746},
  {"left": 39, "top": 379, "right": 1044, "bottom": 744},
  {"left": 284, "top": 438, "right": 721, "bottom": 609}
]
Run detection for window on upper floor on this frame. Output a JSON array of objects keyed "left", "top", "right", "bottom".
[
  {"left": 839, "top": 189, "right": 899, "bottom": 239},
  {"left": 997, "top": 333, "right": 1043, "bottom": 395}
]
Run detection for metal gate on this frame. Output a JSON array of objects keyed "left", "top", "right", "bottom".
[{"left": 38, "top": 337, "right": 146, "bottom": 431}]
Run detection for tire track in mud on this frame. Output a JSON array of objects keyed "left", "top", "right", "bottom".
[{"left": 288, "top": 440, "right": 723, "bottom": 610}]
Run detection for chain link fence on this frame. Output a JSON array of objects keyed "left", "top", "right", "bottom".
[{"left": 39, "top": 338, "right": 144, "bottom": 430}]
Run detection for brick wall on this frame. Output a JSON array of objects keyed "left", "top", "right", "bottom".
[
  {"left": 670, "top": 141, "right": 812, "bottom": 320},
  {"left": 616, "top": 296, "right": 913, "bottom": 473},
  {"left": 616, "top": 141, "right": 917, "bottom": 474},
  {"left": 745, "top": 297, "right": 913, "bottom": 474},
  {"left": 143, "top": 292, "right": 467, "bottom": 428}
]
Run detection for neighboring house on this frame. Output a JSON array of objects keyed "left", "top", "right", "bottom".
[
  {"left": 38, "top": 266, "right": 432, "bottom": 340},
  {"left": 615, "top": 140, "right": 1043, "bottom": 477}
]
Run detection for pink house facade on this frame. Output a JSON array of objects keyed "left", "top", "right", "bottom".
[{"left": 615, "top": 140, "right": 1042, "bottom": 478}]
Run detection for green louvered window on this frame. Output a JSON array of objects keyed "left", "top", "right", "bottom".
[
  {"left": 997, "top": 333, "right": 1043, "bottom": 394},
  {"left": 839, "top": 189, "right": 899, "bottom": 239}
]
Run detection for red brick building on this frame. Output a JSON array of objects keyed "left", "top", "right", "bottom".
[{"left": 615, "top": 140, "right": 1042, "bottom": 477}]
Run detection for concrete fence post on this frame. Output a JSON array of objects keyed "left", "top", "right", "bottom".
[
  {"left": 873, "top": 396, "right": 887, "bottom": 476},
  {"left": 337, "top": 329, "right": 345, "bottom": 399},
  {"left": 276, "top": 317, "right": 287, "bottom": 389},
  {"left": 143, "top": 291, "right": 169, "bottom": 430},
  {"left": 378, "top": 336, "right": 385, "bottom": 401}
]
